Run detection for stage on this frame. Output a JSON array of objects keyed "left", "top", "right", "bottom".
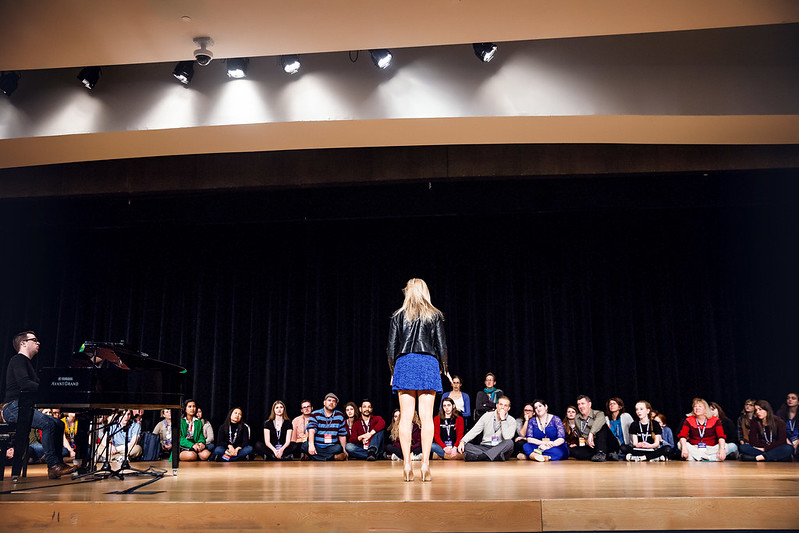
[{"left": 2, "top": 459, "right": 798, "bottom": 532}]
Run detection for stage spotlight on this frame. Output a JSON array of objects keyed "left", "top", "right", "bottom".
[
  {"left": 0, "top": 71, "right": 20, "bottom": 96},
  {"left": 226, "top": 58, "right": 249, "bottom": 79},
  {"left": 173, "top": 61, "right": 195, "bottom": 85},
  {"left": 369, "top": 49, "right": 392, "bottom": 70},
  {"left": 280, "top": 55, "right": 301, "bottom": 75},
  {"left": 78, "top": 66, "right": 102, "bottom": 89},
  {"left": 473, "top": 42, "right": 498, "bottom": 63}
]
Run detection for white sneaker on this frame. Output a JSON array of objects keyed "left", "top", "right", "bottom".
[
  {"left": 390, "top": 453, "right": 400, "bottom": 462},
  {"left": 411, "top": 453, "right": 423, "bottom": 461},
  {"left": 517, "top": 453, "right": 527, "bottom": 460}
]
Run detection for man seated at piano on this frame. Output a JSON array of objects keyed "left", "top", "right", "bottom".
[
  {"left": 1, "top": 331, "right": 78, "bottom": 479},
  {"left": 179, "top": 399, "right": 211, "bottom": 461}
]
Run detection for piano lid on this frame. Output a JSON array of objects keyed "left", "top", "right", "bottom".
[{"left": 72, "top": 341, "right": 186, "bottom": 374}]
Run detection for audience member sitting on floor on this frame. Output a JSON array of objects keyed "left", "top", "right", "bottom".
[
  {"left": 458, "top": 396, "right": 516, "bottom": 461},
  {"left": 196, "top": 407, "right": 215, "bottom": 455},
  {"left": 625, "top": 401, "right": 668, "bottom": 462},
  {"left": 652, "top": 412, "right": 677, "bottom": 459},
  {"left": 571, "top": 395, "right": 619, "bottom": 462},
  {"left": 677, "top": 398, "right": 726, "bottom": 462},
  {"left": 344, "top": 402, "right": 359, "bottom": 441},
  {"left": 440, "top": 374, "right": 471, "bottom": 422},
  {"left": 386, "top": 408, "right": 422, "bottom": 461},
  {"left": 522, "top": 399, "right": 568, "bottom": 462},
  {"left": 605, "top": 397, "right": 633, "bottom": 460},
  {"left": 514, "top": 403, "right": 535, "bottom": 459},
  {"left": 346, "top": 399, "right": 385, "bottom": 461},
  {"left": 255, "top": 400, "right": 297, "bottom": 460},
  {"left": 179, "top": 399, "right": 211, "bottom": 461},
  {"left": 212, "top": 407, "right": 253, "bottom": 461},
  {"left": 474, "top": 372, "right": 504, "bottom": 421},
  {"left": 302, "top": 393, "right": 348, "bottom": 461},
  {"left": 709, "top": 402, "right": 739, "bottom": 459},
  {"left": 292, "top": 400, "right": 313, "bottom": 458},
  {"left": 740, "top": 400, "right": 794, "bottom": 462},
  {"left": 152, "top": 408, "right": 173, "bottom": 459},
  {"left": 563, "top": 406, "right": 580, "bottom": 448},
  {"left": 432, "top": 397, "right": 464, "bottom": 460},
  {"left": 776, "top": 392, "right": 798, "bottom": 460},
  {"left": 61, "top": 411, "right": 78, "bottom": 462},
  {"left": 98, "top": 409, "right": 142, "bottom": 463},
  {"left": 737, "top": 399, "right": 756, "bottom": 446}
]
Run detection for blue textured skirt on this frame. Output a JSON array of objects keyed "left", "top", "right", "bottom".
[{"left": 392, "top": 353, "right": 443, "bottom": 393}]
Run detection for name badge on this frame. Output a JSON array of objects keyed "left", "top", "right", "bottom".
[
  {"left": 275, "top": 444, "right": 282, "bottom": 450},
  {"left": 491, "top": 434, "right": 501, "bottom": 446},
  {"left": 324, "top": 433, "right": 333, "bottom": 444},
  {"left": 579, "top": 438, "right": 586, "bottom": 446},
  {"left": 301, "top": 434, "right": 308, "bottom": 442},
  {"left": 445, "top": 440, "right": 453, "bottom": 447},
  {"left": 697, "top": 442, "right": 707, "bottom": 448}
]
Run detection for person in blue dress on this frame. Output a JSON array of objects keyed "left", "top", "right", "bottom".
[
  {"left": 387, "top": 278, "right": 448, "bottom": 482},
  {"left": 522, "top": 399, "right": 569, "bottom": 462}
]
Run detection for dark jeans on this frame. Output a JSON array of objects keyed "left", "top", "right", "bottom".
[
  {"left": 570, "top": 425, "right": 620, "bottom": 460},
  {"left": 211, "top": 445, "right": 253, "bottom": 461},
  {"left": 300, "top": 440, "right": 343, "bottom": 461},
  {"left": 2, "top": 400, "right": 64, "bottom": 467},
  {"left": 739, "top": 443, "right": 794, "bottom": 462},
  {"left": 345, "top": 431, "right": 384, "bottom": 459}
]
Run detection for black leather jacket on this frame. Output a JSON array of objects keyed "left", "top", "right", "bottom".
[{"left": 387, "top": 311, "right": 448, "bottom": 374}]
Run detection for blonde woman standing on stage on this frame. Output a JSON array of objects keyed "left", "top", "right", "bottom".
[{"left": 387, "top": 278, "right": 448, "bottom": 482}]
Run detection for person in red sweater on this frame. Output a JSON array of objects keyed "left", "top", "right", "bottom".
[
  {"left": 433, "top": 397, "right": 464, "bottom": 459},
  {"left": 346, "top": 399, "right": 386, "bottom": 461},
  {"left": 740, "top": 400, "right": 794, "bottom": 462},
  {"left": 677, "top": 398, "right": 726, "bottom": 461}
]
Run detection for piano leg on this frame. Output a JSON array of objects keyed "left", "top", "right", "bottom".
[
  {"left": 11, "top": 391, "right": 35, "bottom": 482},
  {"left": 74, "top": 412, "right": 92, "bottom": 475},
  {"left": 170, "top": 407, "right": 180, "bottom": 475}
]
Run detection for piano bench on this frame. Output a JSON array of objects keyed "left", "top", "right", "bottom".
[{"left": 0, "top": 423, "right": 28, "bottom": 480}]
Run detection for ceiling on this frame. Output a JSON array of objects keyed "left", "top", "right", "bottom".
[
  {"left": 4, "top": 0, "right": 799, "bottom": 71},
  {"left": 1, "top": 1, "right": 798, "bottom": 176}
]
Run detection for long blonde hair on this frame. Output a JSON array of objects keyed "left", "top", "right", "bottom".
[
  {"left": 387, "top": 409, "right": 422, "bottom": 441},
  {"left": 393, "top": 278, "right": 443, "bottom": 323}
]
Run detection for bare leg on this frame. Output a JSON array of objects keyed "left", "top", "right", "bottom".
[
  {"left": 398, "top": 391, "right": 417, "bottom": 470},
  {"left": 417, "top": 391, "right": 435, "bottom": 468}
]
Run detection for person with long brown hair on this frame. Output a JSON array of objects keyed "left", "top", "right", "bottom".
[
  {"left": 776, "top": 392, "right": 798, "bottom": 460},
  {"left": 709, "top": 401, "right": 739, "bottom": 459},
  {"left": 433, "top": 397, "right": 464, "bottom": 460},
  {"left": 740, "top": 400, "right": 793, "bottom": 462},
  {"left": 255, "top": 401, "right": 297, "bottom": 460},
  {"left": 387, "top": 278, "right": 448, "bottom": 482},
  {"left": 736, "top": 399, "right": 756, "bottom": 445}
]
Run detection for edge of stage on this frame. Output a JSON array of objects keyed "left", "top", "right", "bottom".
[{"left": 2, "top": 459, "right": 799, "bottom": 532}]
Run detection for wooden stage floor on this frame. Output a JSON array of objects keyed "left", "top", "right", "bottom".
[{"left": 2, "top": 459, "right": 799, "bottom": 532}]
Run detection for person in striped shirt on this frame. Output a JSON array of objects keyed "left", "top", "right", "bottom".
[{"left": 301, "top": 393, "right": 348, "bottom": 461}]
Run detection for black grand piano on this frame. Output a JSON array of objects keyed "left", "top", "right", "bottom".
[{"left": 11, "top": 341, "right": 185, "bottom": 481}]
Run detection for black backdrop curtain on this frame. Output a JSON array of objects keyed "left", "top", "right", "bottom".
[{"left": 1, "top": 171, "right": 797, "bottom": 432}]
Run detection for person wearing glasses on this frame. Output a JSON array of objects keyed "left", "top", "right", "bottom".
[
  {"left": 291, "top": 400, "right": 314, "bottom": 459},
  {"left": 514, "top": 403, "right": 535, "bottom": 459},
  {"left": 2, "top": 331, "right": 77, "bottom": 479}
]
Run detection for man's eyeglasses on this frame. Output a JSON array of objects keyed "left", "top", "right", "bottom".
[{"left": 23, "top": 337, "right": 40, "bottom": 344}]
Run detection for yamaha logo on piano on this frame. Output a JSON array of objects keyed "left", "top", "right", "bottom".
[{"left": 51, "top": 376, "right": 80, "bottom": 387}]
